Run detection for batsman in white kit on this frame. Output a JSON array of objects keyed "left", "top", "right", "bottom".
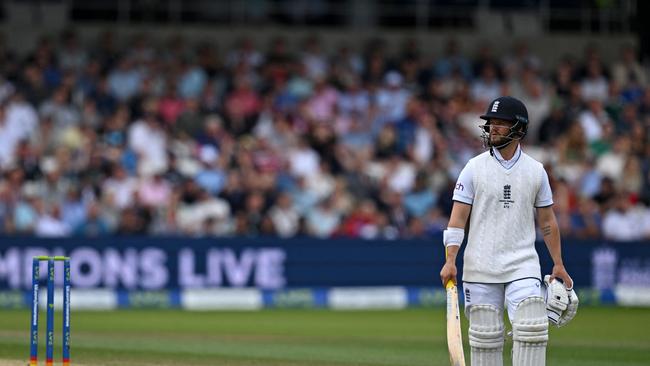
[{"left": 440, "top": 96, "right": 579, "bottom": 366}]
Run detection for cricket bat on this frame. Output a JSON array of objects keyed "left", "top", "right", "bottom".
[{"left": 445, "top": 249, "right": 465, "bottom": 365}]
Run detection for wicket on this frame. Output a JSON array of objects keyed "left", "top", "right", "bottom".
[{"left": 30, "top": 256, "right": 71, "bottom": 366}]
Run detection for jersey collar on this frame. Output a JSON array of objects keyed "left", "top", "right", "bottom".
[{"left": 492, "top": 144, "right": 522, "bottom": 170}]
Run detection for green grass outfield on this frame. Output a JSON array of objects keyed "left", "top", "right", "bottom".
[{"left": 0, "top": 307, "right": 648, "bottom": 366}]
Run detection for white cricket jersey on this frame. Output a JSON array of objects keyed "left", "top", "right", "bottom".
[{"left": 452, "top": 146, "right": 553, "bottom": 283}]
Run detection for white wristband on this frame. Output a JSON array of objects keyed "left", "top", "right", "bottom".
[{"left": 443, "top": 227, "right": 464, "bottom": 247}]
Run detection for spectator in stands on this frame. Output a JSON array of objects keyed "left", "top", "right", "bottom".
[
  {"left": 404, "top": 172, "right": 437, "bottom": 218},
  {"left": 434, "top": 39, "right": 472, "bottom": 81},
  {"left": 602, "top": 193, "right": 645, "bottom": 241},
  {"left": 375, "top": 71, "right": 411, "bottom": 126},
  {"left": 225, "top": 74, "right": 262, "bottom": 135},
  {"left": 137, "top": 173, "right": 172, "bottom": 209},
  {"left": 338, "top": 199, "right": 380, "bottom": 239},
  {"left": 538, "top": 100, "right": 570, "bottom": 144},
  {"left": 471, "top": 63, "right": 501, "bottom": 105},
  {"left": 107, "top": 58, "right": 142, "bottom": 102},
  {"left": 580, "top": 57, "right": 609, "bottom": 102},
  {"left": 128, "top": 107, "right": 169, "bottom": 176},
  {"left": 570, "top": 198, "right": 602, "bottom": 239},
  {"left": 35, "top": 204, "right": 71, "bottom": 238},
  {"left": 226, "top": 37, "right": 264, "bottom": 70},
  {"left": 58, "top": 30, "right": 87, "bottom": 73},
  {"left": 268, "top": 192, "right": 300, "bottom": 238},
  {"left": 40, "top": 86, "right": 80, "bottom": 128},
  {"left": 501, "top": 41, "right": 541, "bottom": 82},
  {"left": 74, "top": 202, "right": 110, "bottom": 236},
  {"left": 305, "top": 75, "right": 338, "bottom": 123},
  {"left": 178, "top": 58, "right": 208, "bottom": 99},
  {"left": 301, "top": 36, "right": 329, "bottom": 81},
  {"left": 13, "top": 185, "right": 39, "bottom": 234},
  {"left": 612, "top": 45, "right": 646, "bottom": 99},
  {"left": 305, "top": 197, "right": 340, "bottom": 238},
  {"left": 578, "top": 99, "right": 611, "bottom": 144}
]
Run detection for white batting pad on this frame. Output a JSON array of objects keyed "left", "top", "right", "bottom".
[
  {"left": 512, "top": 296, "right": 548, "bottom": 366},
  {"left": 468, "top": 304, "right": 504, "bottom": 366}
]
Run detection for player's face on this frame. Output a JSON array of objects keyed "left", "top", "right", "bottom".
[{"left": 488, "top": 119, "right": 514, "bottom": 146}]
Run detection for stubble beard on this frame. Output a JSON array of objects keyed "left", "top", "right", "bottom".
[{"left": 490, "top": 134, "right": 510, "bottom": 148}]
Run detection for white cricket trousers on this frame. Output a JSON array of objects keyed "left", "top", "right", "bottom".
[{"left": 462, "top": 278, "right": 542, "bottom": 322}]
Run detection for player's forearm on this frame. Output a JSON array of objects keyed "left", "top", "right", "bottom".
[
  {"left": 445, "top": 245, "right": 460, "bottom": 263},
  {"left": 540, "top": 217, "right": 564, "bottom": 266},
  {"left": 447, "top": 216, "right": 467, "bottom": 231},
  {"left": 443, "top": 202, "right": 471, "bottom": 264}
]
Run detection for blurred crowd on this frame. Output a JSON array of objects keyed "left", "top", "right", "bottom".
[{"left": 0, "top": 29, "right": 649, "bottom": 241}]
